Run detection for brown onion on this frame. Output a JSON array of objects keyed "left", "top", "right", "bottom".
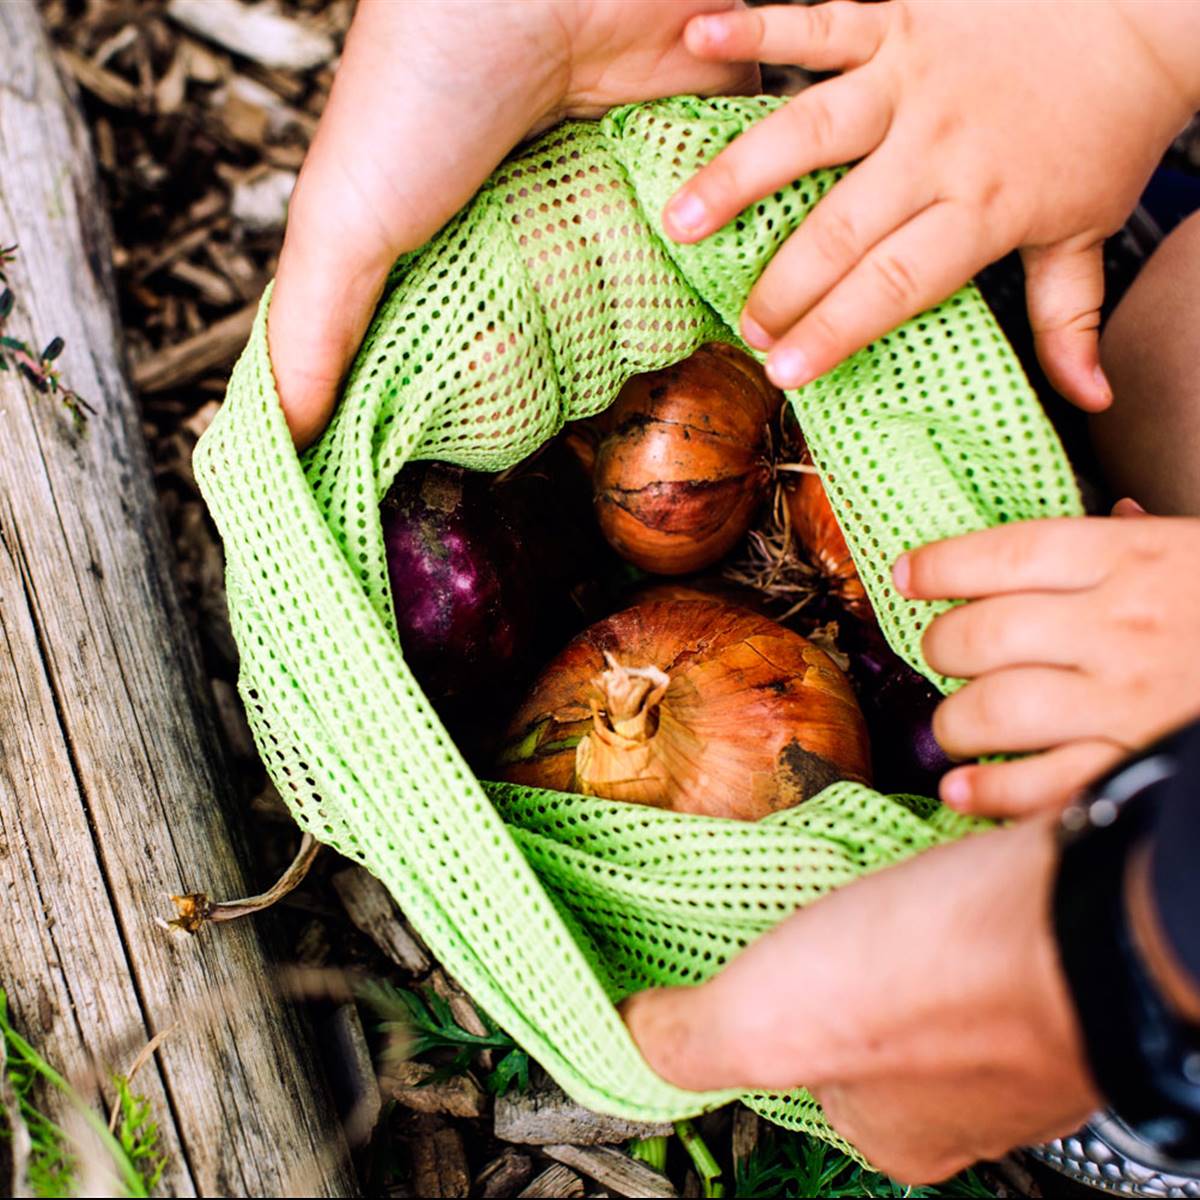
[
  {"left": 591, "top": 344, "right": 782, "bottom": 575},
  {"left": 782, "top": 438, "right": 873, "bottom": 623},
  {"left": 496, "top": 598, "right": 870, "bottom": 820}
]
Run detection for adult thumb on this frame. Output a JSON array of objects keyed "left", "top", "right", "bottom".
[
  {"left": 267, "top": 170, "right": 396, "bottom": 449},
  {"left": 1021, "top": 240, "right": 1111, "bottom": 413},
  {"left": 621, "top": 984, "right": 744, "bottom": 1093},
  {"left": 265, "top": 0, "right": 542, "bottom": 449},
  {"left": 620, "top": 976, "right": 799, "bottom": 1095}
]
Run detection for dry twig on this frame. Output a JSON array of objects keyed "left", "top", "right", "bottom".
[{"left": 163, "top": 832, "right": 320, "bottom": 933}]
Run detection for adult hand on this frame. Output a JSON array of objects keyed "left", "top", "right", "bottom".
[
  {"left": 268, "top": 0, "right": 756, "bottom": 448},
  {"left": 662, "top": 0, "right": 1200, "bottom": 409},
  {"left": 623, "top": 815, "right": 1099, "bottom": 1183},
  {"left": 897, "top": 508, "right": 1200, "bottom": 816}
]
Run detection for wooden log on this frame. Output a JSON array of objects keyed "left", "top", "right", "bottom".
[
  {"left": 730, "top": 1106, "right": 761, "bottom": 1172},
  {"left": 380, "top": 1061, "right": 488, "bottom": 1119},
  {"left": 166, "top": 0, "right": 336, "bottom": 72},
  {"left": 331, "top": 866, "right": 432, "bottom": 975},
  {"left": 409, "top": 1125, "right": 472, "bottom": 1199},
  {"left": 0, "top": 3, "right": 355, "bottom": 1195}
]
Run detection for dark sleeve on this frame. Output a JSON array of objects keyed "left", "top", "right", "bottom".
[{"left": 1150, "top": 718, "right": 1200, "bottom": 989}]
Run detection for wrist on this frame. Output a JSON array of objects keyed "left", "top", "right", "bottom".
[
  {"left": 513, "top": 0, "right": 579, "bottom": 137},
  {"left": 1019, "top": 819, "right": 1104, "bottom": 1101}
]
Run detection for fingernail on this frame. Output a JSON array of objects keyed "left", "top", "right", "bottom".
[
  {"left": 741, "top": 315, "right": 773, "bottom": 351},
  {"left": 690, "top": 14, "right": 724, "bottom": 43},
  {"left": 891, "top": 553, "right": 911, "bottom": 595},
  {"left": 666, "top": 193, "right": 707, "bottom": 236},
  {"left": 941, "top": 772, "right": 971, "bottom": 811},
  {"left": 1112, "top": 496, "right": 1146, "bottom": 517},
  {"left": 1093, "top": 365, "right": 1112, "bottom": 407},
  {"left": 766, "top": 347, "right": 811, "bottom": 389}
]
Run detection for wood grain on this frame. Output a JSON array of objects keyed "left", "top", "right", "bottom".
[{"left": 0, "top": 3, "right": 355, "bottom": 1194}]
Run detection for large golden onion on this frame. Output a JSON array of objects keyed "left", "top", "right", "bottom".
[{"left": 496, "top": 598, "right": 871, "bottom": 820}]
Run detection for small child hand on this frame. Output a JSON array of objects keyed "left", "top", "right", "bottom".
[
  {"left": 896, "top": 510, "right": 1200, "bottom": 816},
  {"left": 268, "top": 0, "right": 754, "bottom": 448},
  {"left": 663, "top": 1, "right": 1200, "bottom": 409}
]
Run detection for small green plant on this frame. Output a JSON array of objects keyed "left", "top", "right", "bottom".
[
  {"left": 629, "top": 1134, "right": 669, "bottom": 1172},
  {"left": 0, "top": 990, "right": 164, "bottom": 1197},
  {"left": 358, "top": 980, "right": 530, "bottom": 1096},
  {"left": 110, "top": 1076, "right": 167, "bottom": 1193},
  {"left": 677, "top": 1119, "right": 725, "bottom": 1198},
  {"left": 0, "top": 1029, "right": 75, "bottom": 1199},
  {"left": 734, "top": 1127, "right": 994, "bottom": 1200},
  {"left": 0, "top": 245, "right": 92, "bottom": 428}
]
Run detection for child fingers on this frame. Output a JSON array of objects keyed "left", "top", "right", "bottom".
[
  {"left": 761, "top": 199, "right": 985, "bottom": 389},
  {"left": 663, "top": 72, "right": 891, "bottom": 243},
  {"left": 1021, "top": 241, "right": 1110, "bottom": 412},
  {"left": 922, "top": 592, "right": 1093, "bottom": 679},
  {"left": 742, "top": 148, "right": 927, "bottom": 344},
  {"left": 895, "top": 519, "right": 1113, "bottom": 601},
  {"left": 940, "top": 742, "right": 1126, "bottom": 819},
  {"left": 685, "top": 2, "right": 887, "bottom": 71},
  {"left": 932, "top": 667, "right": 1109, "bottom": 759}
]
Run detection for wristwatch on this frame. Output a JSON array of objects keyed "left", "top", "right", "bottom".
[{"left": 1053, "top": 724, "right": 1200, "bottom": 1162}]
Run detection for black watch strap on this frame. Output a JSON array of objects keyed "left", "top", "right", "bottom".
[{"left": 1053, "top": 730, "right": 1200, "bottom": 1160}]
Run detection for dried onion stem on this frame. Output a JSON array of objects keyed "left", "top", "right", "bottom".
[
  {"left": 721, "top": 481, "right": 820, "bottom": 622},
  {"left": 162, "top": 833, "right": 320, "bottom": 934}
]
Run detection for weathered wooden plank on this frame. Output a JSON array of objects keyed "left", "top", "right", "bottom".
[{"left": 0, "top": 3, "right": 355, "bottom": 1194}]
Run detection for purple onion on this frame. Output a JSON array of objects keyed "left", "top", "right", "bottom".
[
  {"left": 843, "top": 619, "right": 953, "bottom": 796},
  {"left": 380, "top": 453, "right": 610, "bottom": 752},
  {"left": 381, "top": 464, "right": 540, "bottom": 710}
]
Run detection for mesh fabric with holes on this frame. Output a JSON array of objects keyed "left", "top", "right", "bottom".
[{"left": 195, "top": 95, "right": 1082, "bottom": 1153}]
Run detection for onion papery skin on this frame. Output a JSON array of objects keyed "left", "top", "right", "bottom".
[
  {"left": 777, "top": 407, "right": 873, "bottom": 624},
  {"left": 783, "top": 453, "right": 873, "bottom": 624},
  {"left": 496, "top": 598, "right": 871, "bottom": 820},
  {"left": 593, "top": 344, "right": 782, "bottom": 575}
]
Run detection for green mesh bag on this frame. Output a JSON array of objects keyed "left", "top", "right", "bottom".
[{"left": 195, "top": 95, "right": 1082, "bottom": 1152}]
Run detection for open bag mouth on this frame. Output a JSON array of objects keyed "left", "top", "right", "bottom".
[{"left": 194, "top": 95, "right": 1082, "bottom": 1152}]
